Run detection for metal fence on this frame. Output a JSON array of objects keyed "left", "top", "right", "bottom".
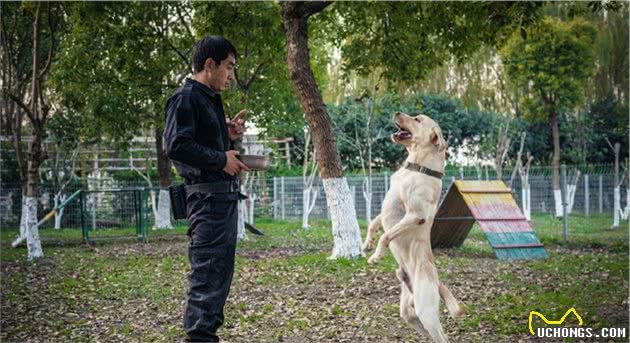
[
  {"left": 1, "top": 166, "right": 626, "bottom": 229},
  {"left": 265, "top": 172, "right": 627, "bottom": 221}
]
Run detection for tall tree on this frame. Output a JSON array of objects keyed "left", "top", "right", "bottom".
[
  {"left": 192, "top": 2, "right": 305, "bottom": 139},
  {"left": 501, "top": 17, "right": 597, "bottom": 217},
  {"left": 0, "top": 1, "right": 31, "bottom": 240},
  {"left": 1, "top": 2, "right": 65, "bottom": 260},
  {"left": 282, "top": 1, "right": 542, "bottom": 258},
  {"left": 52, "top": 2, "right": 195, "bottom": 229},
  {"left": 282, "top": 1, "right": 363, "bottom": 259}
]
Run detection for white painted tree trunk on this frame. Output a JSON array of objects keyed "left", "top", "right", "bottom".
[
  {"left": 53, "top": 193, "right": 67, "bottom": 229},
  {"left": 622, "top": 189, "right": 630, "bottom": 221},
  {"left": 363, "top": 177, "right": 372, "bottom": 223},
  {"left": 322, "top": 177, "right": 363, "bottom": 259},
  {"left": 567, "top": 183, "right": 577, "bottom": 214},
  {"left": 302, "top": 186, "right": 319, "bottom": 229},
  {"left": 248, "top": 193, "right": 256, "bottom": 224},
  {"left": 154, "top": 189, "right": 173, "bottom": 229},
  {"left": 90, "top": 194, "right": 97, "bottom": 229},
  {"left": 237, "top": 198, "right": 248, "bottom": 241},
  {"left": 613, "top": 187, "right": 620, "bottom": 227},
  {"left": 554, "top": 189, "right": 563, "bottom": 217},
  {"left": 148, "top": 190, "right": 158, "bottom": 229},
  {"left": 20, "top": 196, "right": 27, "bottom": 233},
  {"left": 24, "top": 197, "right": 43, "bottom": 260},
  {"left": 302, "top": 189, "right": 310, "bottom": 229},
  {"left": 12, "top": 197, "right": 28, "bottom": 247},
  {"left": 521, "top": 184, "right": 531, "bottom": 221}
]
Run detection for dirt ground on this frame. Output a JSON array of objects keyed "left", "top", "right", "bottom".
[{"left": 3, "top": 236, "right": 627, "bottom": 343}]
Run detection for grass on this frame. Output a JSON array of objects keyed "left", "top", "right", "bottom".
[{"left": 1, "top": 214, "right": 628, "bottom": 342}]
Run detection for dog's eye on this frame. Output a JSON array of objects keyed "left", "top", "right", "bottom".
[{"left": 414, "top": 117, "right": 422, "bottom": 122}]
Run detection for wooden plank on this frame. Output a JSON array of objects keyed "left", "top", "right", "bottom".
[
  {"left": 485, "top": 232, "right": 547, "bottom": 259},
  {"left": 495, "top": 247, "right": 548, "bottom": 260},
  {"left": 431, "top": 183, "right": 474, "bottom": 248},
  {"left": 493, "top": 243, "right": 545, "bottom": 249},
  {"left": 434, "top": 216, "right": 475, "bottom": 221},
  {"left": 458, "top": 189, "right": 513, "bottom": 193},
  {"left": 454, "top": 180, "right": 508, "bottom": 192},
  {"left": 477, "top": 220, "right": 534, "bottom": 233},
  {"left": 476, "top": 217, "right": 529, "bottom": 221},
  {"left": 433, "top": 180, "right": 547, "bottom": 259}
]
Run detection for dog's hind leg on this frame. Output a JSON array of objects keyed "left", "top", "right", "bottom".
[
  {"left": 396, "top": 267, "right": 413, "bottom": 294},
  {"left": 368, "top": 213, "right": 425, "bottom": 264},
  {"left": 362, "top": 214, "right": 382, "bottom": 253},
  {"left": 399, "top": 275, "right": 429, "bottom": 337},
  {"left": 412, "top": 264, "right": 450, "bottom": 343}
]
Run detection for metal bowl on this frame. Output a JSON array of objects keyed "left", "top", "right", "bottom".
[{"left": 239, "top": 154, "right": 270, "bottom": 171}]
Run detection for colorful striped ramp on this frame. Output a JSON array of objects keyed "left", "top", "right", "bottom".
[{"left": 431, "top": 180, "right": 547, "bottom": 260}]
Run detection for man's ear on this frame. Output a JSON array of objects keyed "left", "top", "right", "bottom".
[
  {"left": 204, "top": 58, "right": 216, "bottom": 71},
  {"left": 431, "top": 127, "right": 447, "bottom": 152}
]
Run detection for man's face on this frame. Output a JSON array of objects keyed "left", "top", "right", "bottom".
[{"left": 207, "top": 54, "right": 235, "bottom": 92}]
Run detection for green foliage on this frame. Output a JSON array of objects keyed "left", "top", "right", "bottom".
[
  {"left": 0, "top": 2, "right": 36, "bottom": 98},
  {"left": 564, "top": 97, "right": 630, "bottom": 164},
  {"left": 192, "top": 2, "right": 307, "bottom": 139},
  {"left": 51, "top": 2, "right": 193, "bottom": 147},
  {"left": 0, "top": 142, "right": 21, "bottom": 185},
  {"left": 327, "top": 93, "right": 499, "bottom": 170},
  {"left": 501, "top": 17, "right": 597, "bottom": 120},
  {"left": 318, "top": 2, "right": 542, "bottom": 88}
]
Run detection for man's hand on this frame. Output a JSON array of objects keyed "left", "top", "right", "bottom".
[
  {"left": 223, "top": 150, "right": 250, "bottom": 176},
  {"left": 227, "top": 109, "right": 247, "bottom": 141}
]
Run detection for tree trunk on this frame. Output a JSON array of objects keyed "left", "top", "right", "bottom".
[
  {"left": 154, "top": 125, "right": 173, "bottom": 229},
  {"left": 53, "top": 193, "right": 66, "bottom": 229},
  {"left": 24, "top": 128, "right": 45, "bottom": 259},
  {"left": 550, "top": 112, "right": 562, "bottom": 217},
  {"left": 282, "top": 2, "right": 363, "bottom": 258},
  {"left": 24, "top": 166, "right": 43, "bottom": 259},
  {"left": 23, "top": 196, "right": 43, "bottom": 260},
  {"left": 13, "top": 197, "right": 28, "bottom": 246},
  {"left": 237, "top": 199, "right": 248, "bottom": 241}
]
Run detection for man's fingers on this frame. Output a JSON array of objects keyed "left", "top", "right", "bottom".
[
  {"left": 233, "top": 109, "right": 248, "bottom": 121},
  {"left": 238, "top": 160, "right": 251, "bottom": 171}
]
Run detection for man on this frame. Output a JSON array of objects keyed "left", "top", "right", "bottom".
[{"left": 164, "top": 35, "right": 250, "bottom": 342}]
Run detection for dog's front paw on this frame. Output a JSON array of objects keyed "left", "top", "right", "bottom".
[
  {"left": 367, "top": 253, "right": 381, "bottom": 264},
  {"left": 361, "top": 241, "right": 374, "bottom": 253}
]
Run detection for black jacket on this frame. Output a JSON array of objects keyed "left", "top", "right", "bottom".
[{"left": 163, "top": 78, "right": 235, "bottom": 184}]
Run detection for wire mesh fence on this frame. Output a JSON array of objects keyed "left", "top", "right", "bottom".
[
  {"left": 264, "top": 172, "right": 628, "bottom": 222},
  {"left": 1, "top": 165, "right": 627, "bottom": 240}
]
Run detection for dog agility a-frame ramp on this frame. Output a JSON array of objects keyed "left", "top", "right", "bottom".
[{"left": 430, "top": 180, "right": 547, "bottom": 260}]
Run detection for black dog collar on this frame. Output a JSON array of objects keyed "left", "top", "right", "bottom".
[{"left": 404, "top": 162, "right": 444, "bottom": 179}]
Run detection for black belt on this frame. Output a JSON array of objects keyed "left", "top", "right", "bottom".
[{"left": 185, "top": 181, "right": 240, "bottom": 195}]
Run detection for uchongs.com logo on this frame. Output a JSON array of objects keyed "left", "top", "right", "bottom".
[{"left": 528, "top": 307, "right": 627, "bottom": 339}]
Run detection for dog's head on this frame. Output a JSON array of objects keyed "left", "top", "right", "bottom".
[{"left": 391, "top": 112, "right": 448, "bottom": 154}]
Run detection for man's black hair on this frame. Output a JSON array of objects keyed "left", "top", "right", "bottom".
[{"left": 192, "top": 35, "right": 237, "bottom": 73}]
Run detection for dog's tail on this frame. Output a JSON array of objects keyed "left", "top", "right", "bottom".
[{"left": 439, "top": 282, "right": 465, "bottom": 318}]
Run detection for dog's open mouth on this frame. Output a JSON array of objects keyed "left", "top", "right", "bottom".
[{"left": 394, "top": 122, "right": 412, "bottom": 141}]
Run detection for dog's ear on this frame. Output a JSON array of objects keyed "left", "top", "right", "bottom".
[{"left": 431, "top": 127, "right": 447, "bottom": 152}]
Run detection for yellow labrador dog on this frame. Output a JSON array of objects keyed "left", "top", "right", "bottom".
[{"left": 363, "top": 112, "right": 463, "bottom": 343}]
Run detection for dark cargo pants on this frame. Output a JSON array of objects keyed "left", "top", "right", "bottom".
[{"left": 183, "top": 191, "right": 239, "bottom": 342}]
